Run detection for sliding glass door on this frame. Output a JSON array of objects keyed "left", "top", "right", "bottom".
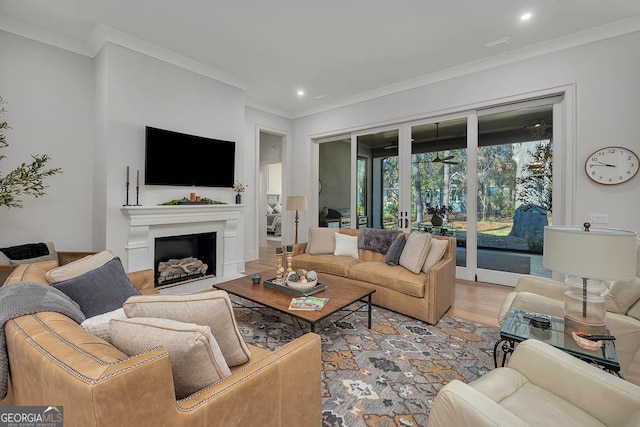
[{"left": 314, "top": 93, "right": 564, "bottom": 286}]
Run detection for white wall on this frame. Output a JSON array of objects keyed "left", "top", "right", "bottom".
[
  {"left": 96, "top": 43, "right": 245, "bottom": 267},
  {"left": 0, "top": 30, "right": 94, "bottom": 249},
  {"left": 290, "top": 30, "right": 640, "bottom": 242},
  {"left": 1, "top": 32, "right": 247, "bottom": 272}
]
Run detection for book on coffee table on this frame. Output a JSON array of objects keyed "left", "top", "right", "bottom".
[{"left": 288, "top": 296, "right": 329, "bottom": 311}]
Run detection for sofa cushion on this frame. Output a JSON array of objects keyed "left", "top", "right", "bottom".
[
  {"left": 334, "top": 233, "right": 359, "bottom": 259},
  {"left": 110, "top": 317, "right": 231, "bottom": 399},
  {"left": 292, "top": 253, "right": 359, "bottom": 277},
  {"left": 306, "top": 227, "right": 337, "bottom": 254},
  {"left": 358, "top": 228, "right": 402, "bottom": 254},
  {"left": 422, "top": 238, "right": 448, "bottom": 272},
  {"left": 81, "top": 308, "right": 127, "bottom": 344},
  {"left": 46, "top": 250, "right": 114, "bottom": 283},
  {"left": 385, "top": 234, "right": 407, "bottom": 266},
  {"left": 3, "top": 260, "right": 59, "bottom": 286},
  {"left": 603, "top": 277, "right": 640, "bottom": 314},
  {"left": 122, "top": 290, "right": 251, "bottom": 366},
  {"left": 348, "top": 261, "right": 426, "bottom": 298},
  {"left": 52, "top": 257, "right": 140, "bottom": 318},
  {"left": 399, "top": 233, "right": 431, "bottom": 274}
]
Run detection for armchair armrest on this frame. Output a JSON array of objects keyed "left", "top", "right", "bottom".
[
  {"left": 429, "top": 380, "right": 528, "bottom": 427},
  {"left": 514, "top": 275, "right": 567, "bottom": 300},
  {"left": 127, "top": 269, "right": 156, "bottom": 293},
  {"left": 424, "top": 237, "right": 456, "bottom": 324},
  {"left": 508, "top": 339, "right": 640, "bottom": 424}
]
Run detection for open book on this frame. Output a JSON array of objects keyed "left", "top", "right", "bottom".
[{"left": 288, "top": 296, "right": 329, "bottom": 311}]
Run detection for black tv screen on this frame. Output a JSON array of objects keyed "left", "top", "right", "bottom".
[{"left": 145, "top": 126, "right": 235, "bottom": 187}]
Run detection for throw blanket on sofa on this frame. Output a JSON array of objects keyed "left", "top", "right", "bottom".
[
  {"left": 358, "top": 228, "right": 402, "bottom": 254},
  {"left": 0, "top": 282, "right": 86, "bottom": 399},
  {"left": 0, "top": 243, "right": 50, "bottom": 260}
]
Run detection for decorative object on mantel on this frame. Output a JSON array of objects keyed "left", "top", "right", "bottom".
[
  {"left": 135, "top": 169, "right": 140, "bottom": 206},
  {"left": 0, "top": 96, "right": 62, "bottom": 209},
  {"left": 159, "top": 197, "right": 226, "bottom": 206},
  {"left": 233, "top": 181, "right": 247, "bottom": 204},
  {"left": 427, "top": 204, "right": 452, "bottom": 226}
]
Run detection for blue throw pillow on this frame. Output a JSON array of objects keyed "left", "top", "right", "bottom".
[
  {"left": 51, "top": 257, "right": 140, "bottom": 318},
  {"left": 385, "top": 235, "right": 406, "bottom": 266}
]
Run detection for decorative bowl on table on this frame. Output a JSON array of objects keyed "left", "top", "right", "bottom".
[
  {"left": 283, "top": 270, "right": 318, "bottom": 291},
  {"left": 285, "top": 278, "right": 318, "bottom": 291}
]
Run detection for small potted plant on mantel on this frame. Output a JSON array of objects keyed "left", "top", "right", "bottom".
[{"left": 426, "top": 204, "right": 452, "bottom": 226}]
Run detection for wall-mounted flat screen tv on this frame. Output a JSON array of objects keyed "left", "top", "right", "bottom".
[{"left": 145, "top": 126, "right": 235, "bottom": 187}]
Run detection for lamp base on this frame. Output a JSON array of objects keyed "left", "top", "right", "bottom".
[{"left": 564, "top": 312, "right": 606, "bottom": 336}]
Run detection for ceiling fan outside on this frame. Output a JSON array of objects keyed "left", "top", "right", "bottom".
[{"left": 431, "top": 122, "right": 459, "bottom": 164}]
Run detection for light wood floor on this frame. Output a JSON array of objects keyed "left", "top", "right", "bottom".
[{"left": 249, "top": 240, "right": 640, "bottom": 385}]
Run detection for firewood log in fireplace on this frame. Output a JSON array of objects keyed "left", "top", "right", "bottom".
[{"left": 157, "top": 256, "right": 208, "bottom": 285}]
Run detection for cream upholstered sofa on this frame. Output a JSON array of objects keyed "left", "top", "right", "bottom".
[
  {"left": 498, "top": 238, "right": 640, "bottom": 376},
  {"left": 292, "top": 227, "right": 456, "bottom": 325},
  {"left": 0, "top": 256, "right": 322, "bottom": 427},
  {"left": 428, "top": 339, "right": 640, "bottom": 427}
]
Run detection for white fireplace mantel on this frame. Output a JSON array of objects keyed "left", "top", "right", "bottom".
[{"left": 121, "top": 204, "right": 244, "bottom": 278}]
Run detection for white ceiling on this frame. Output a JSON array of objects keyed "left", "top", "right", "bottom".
[{"left": 2, "top": 0, "right": 640, "bottom": 118}]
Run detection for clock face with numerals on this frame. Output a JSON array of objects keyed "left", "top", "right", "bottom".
[{"left": 585, "top": 146, "right": 639, "bottom": 185}]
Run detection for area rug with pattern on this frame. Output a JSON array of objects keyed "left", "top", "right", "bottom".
[{"left": 233, "top": 298, "right": 500, "bottom": 427}]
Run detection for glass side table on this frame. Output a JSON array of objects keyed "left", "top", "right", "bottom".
[{"left": 494, "top": 308, "right": 620, "bottom": 376}]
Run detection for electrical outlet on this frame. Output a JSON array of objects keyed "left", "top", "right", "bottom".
[{"left": 590, "top": 213, "right": 608, "bottom": 224}]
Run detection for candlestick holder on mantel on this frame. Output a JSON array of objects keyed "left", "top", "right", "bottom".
[{"left": 123, "top": 166, "right": 141, "bottom": 206}]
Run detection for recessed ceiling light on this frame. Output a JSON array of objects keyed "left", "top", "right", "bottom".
[
  {"left": 297, "top": 90, "right": 305, "bottom": 96},
  {"left": 520, "top": 12, "right": 532, "bottom": 21}
]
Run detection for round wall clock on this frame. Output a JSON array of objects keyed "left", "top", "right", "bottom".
[{"left": 584, "top": 146, "right": 639, "bottom": 185}]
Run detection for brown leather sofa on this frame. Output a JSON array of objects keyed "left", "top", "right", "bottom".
[
  {"left": 292, "top": 228, "right": 456, "bottom": 324},
  {"left": 1, "top": 261, "right": 323, "bottom": 427}
]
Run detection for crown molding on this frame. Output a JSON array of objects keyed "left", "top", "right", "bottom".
[
  {"left": 0, "top": 14, "right": 93, "bottom": 56},
  {"left": 87, "top": 24, "right": 250, "bottom": 90},
  {"left": 291, "top": 16, "right": 640, "bottom": 119},
  {"left": 245, "top": 97, "right": 294, "bottom": 120},
  {"left": 0, "top": 15, "right": 250, "bottom": 91}
]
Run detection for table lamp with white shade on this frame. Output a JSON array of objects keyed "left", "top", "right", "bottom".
[
  {"left": 543, "top": 223, "right": 637, "bottom": 335},
  {"left": 286, "top": 196, "right": 308, "bottom": 244}
]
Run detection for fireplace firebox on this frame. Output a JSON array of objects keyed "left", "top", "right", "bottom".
[{"left": 154, "top": 232, "right": 216, "bottom": 287}]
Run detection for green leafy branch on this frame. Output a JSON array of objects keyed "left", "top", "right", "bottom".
[{"left": 0, "top": 97, "right": 62, "bottom": 209}]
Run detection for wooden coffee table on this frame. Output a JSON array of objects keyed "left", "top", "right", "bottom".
[{"left": 212, "top": 271, "right": 375, "bottom": 333}]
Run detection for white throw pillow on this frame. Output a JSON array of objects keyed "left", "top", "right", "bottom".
[
  {"left": 334, "top": 233, "right": 359, "bottom": 259},
  {"left": 266, "top": 204, "right": 274, "bottom": 214},
  {"left": 422, "top": 238, "right": 448, "bottom": 272},
  {"left": 399, "top": 233, "right": 431, "bottom": 274},
  {"left": 81, "top": 308, "right": 127, "bottom": 344},
  {"left": 110, "top": 317, "right": 231, "bottom": 399},
  {"left": 273, "top": 202, "right": 282, "bottom": 213},
  {"left": 123, "top": 290, "right": 251, "bottom": 366}
]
